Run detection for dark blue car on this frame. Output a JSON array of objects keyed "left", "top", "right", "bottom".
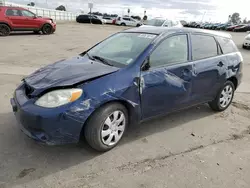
[{"left": 11, "top": 27, "right": 243, "bottom": 151}]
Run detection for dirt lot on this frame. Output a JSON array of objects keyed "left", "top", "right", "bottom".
[{"left": 0, "top": 23, "right": 250, "bottom": 188}]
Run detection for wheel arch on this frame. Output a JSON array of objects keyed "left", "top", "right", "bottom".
[
  {"left": 0, "top": 22, "right": 12, "bottom": 30},
  {"left": 227, "top": 76, "right": 238, "bottom": 89},
  {"left": 79, "top": 99, "right": 140, "bottom": 140}
]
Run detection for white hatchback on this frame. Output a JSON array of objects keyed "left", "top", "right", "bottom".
[
  {"left": 243, "top": 33, "right": 250, "bottom": 49},
  {"left": 141, "top": 17, "right": 183, "bottom": 28},
  {"left": 115, "top": 16, "right": 141, "bottom": 27}
]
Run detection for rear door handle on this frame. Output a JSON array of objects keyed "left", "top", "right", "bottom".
[{"left": 217, "top": 61, "right": 224, "bottom": 67}]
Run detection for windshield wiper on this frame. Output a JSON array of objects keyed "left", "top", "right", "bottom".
[
  {"left": 86, "top": 52, "right": 95, "bottom": 61},
  {"left": 92, "top": 55, "right": 113, "bottom": 66}
]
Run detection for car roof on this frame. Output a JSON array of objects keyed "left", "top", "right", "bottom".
[
  {"left": 122, "top": 27, "right": 232, "bottom": 39},
  {"left": 0, "top": 6, "right": 25, "bottom": 9}
]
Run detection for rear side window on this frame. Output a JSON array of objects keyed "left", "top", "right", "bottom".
[
  {"left": 6, "top": 9, "right": 21, "bottom": 16},
  {"left": 216, "top": 37, "right": 238, "bottom": 54},
  {"left": 191, "top": 34, "right": 218, "bottom": 60}
]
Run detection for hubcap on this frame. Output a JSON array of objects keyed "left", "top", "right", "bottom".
[
  {"left": 219, "top": 85, "right": 233, "bottom": 108},
  {"left": 101, "top": 110, "right": 126, "bottom": 146}
]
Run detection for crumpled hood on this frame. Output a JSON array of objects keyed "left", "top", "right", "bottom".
[{"left": 24, "top": 56, "right": 119, "bottom": 92}]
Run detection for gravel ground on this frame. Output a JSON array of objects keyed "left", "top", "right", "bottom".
[{"left": 0, "top": 23, "right": 250, "bottom": 188}]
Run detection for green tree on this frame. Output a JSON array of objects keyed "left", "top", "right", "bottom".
[
  {"left": 27, "top": 2, "right": 35, "bottom": 6},
  {"left": 56, "top": 5, "right": 66, "bottom": 11},
  {"left": 231, "top": 13, "right": 241, "bottom": 24}
]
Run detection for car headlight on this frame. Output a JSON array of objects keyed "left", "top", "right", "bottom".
[
  {"left": 35, "top": 89, "right": 83, "bottom": 108},
  {"left": 49, "top": 20, "right": 53, "bottom": 24}
]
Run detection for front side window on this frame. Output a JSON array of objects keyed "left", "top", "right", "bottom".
[
  {"left": 21, "top": 10, "right": 35, "bottom": 17},
  {"left": 6, "top": 9, "right": 21, "bottom": 16},
  {"left": 123, "top": 18, "right": 130, "bottom": 21},
  {"left": 87, "top": 33, "right": 156, "bottom": 67},
  {"left": 191, "top": 34, "right": 218, "bottom": 60},
  {"left": 150, "top": 35, "right": 188, "bottom": 67}
]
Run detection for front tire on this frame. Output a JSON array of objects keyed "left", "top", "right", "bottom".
[
  {"left": 84, "top": 102, "right": 128, "bottom": 152},
  {"left": 209, "top": 81, "right": 235, "bottom": 111},
  {"left": 0, "top": 24, "right": 11, "bottom": 36},
  {"left": 42, "top": 24, "right": 52, "bottom": 35}
]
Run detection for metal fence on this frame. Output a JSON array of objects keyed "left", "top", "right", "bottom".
[{"left": 4, "top": 2, "right": 78, "bottom": 21}]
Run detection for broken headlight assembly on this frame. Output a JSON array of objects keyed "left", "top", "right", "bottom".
[{"left": 35, "top": 89, "right": 83, "bottom": 108}]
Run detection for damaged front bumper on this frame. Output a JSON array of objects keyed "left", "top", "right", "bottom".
[{"left": 10, "top": 84, "right": 84, "bottom": 145}]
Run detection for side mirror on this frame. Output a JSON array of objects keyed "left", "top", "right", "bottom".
[
  {"left": 33, "top": 15, "right": 37, "bottom": 19},
  {"left": 141, "top": 57, "right": 150, "bottom": 71}
]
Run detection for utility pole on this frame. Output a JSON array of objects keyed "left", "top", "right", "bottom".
[{"left": 201, "top": 11, "right": 206, "bottom": 23}]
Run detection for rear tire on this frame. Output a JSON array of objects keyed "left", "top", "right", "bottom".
[
  {"left": 120, "top": 23, "right": 126, "bottom": 26},
  {"left": 84, "top": 102, "right": 128, "bottom": 152},
  {"left": 42, "top": 24, "right": 52, "bottom": 35},
  {"left": 0, "top": 24, "right": 11, "bottom": 36},
  {"left": 209, "top": 81, "right": 235, "bottom": 112},
  {"left": 242, "top": 44, "right": 246, "bottom": 49}
]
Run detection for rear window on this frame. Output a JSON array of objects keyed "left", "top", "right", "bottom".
[
  {"left": 191, "top": 34, "right": 218, "bottom": 61},
  {"left": 216, "top": 37, "right": 238, "bottom": 54}
]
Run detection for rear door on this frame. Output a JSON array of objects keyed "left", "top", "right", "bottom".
[
  {"left": 5, "top": 8, "right": 24, "bottom": 28},
  {"left": 140, "top": 34, "right": 194, "bottom": 119},
  {"left": 190, "top": 34, "right": 227, "bottom": 103}
]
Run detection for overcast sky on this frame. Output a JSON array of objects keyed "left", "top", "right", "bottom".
[{"left": 5, "top": 0, "right": 250, "bottom": 22}]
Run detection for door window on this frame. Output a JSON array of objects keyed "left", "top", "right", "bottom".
[
  {"left": 21, "top": 10, "right": 35, "bottom": 17},
  {"left": 123, "top": 18, "right": 130, "bottom": 21},
  {"left": 150, "top": 35, "right": 188, "bottom": 67},
  {"left": 216, "top": 37, "right": 238, "bottom": 54},
  {"left": 191, "top": 34, "right": 218, "bottom": 60},
  {"left": 6, "top": 9, "right": 21, "bottom": 16}
]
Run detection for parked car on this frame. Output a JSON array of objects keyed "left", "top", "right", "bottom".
[
  {"left": 243, "top": 33, "right": 250, "bottom": 49},
  {"left": 226, "top": 24, "right": 245, "bottom": 31},
  {"left": 11, "top": 27, "right": 243, "bottom": 151},
  {"left": 141, "top": 17, "right": 183, "bottom": 28},
  {"left": 0, "top": 6, "right": 56, "bottom": 36},
  {"left": 234, "top": 24, "right": 250, "bottom": 32},
  {"left": 115, "top": 16, "right": 141, "bottom": 27},
  {"left": 216, "top": 23, "right": 232, "bottom": 30},
  {"left": 102, "top": 16, "right": 114, "bottom": 24},
  {"left": 204, "top": 24, "right": 212, "bottom": 29},
  {"left": 76, "top": 14, "right": 105, "bottom": 24}
]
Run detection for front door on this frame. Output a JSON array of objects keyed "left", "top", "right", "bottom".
[
  {"left": 19, "top": 9, "right": 38, "bottom": 29},
  {"left": 140, "top": 34, "right": 194, "bottom": 119}
]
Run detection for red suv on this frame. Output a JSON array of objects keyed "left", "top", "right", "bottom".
[{"left": 0, "top": 6, "right": 56, "bottom": 36}]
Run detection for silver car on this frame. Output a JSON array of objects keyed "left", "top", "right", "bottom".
[{"left": 141, "top": 17, "right": 183, "bottom": 28}]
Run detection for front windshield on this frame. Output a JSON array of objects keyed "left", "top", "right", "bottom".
[
  {"left": 145, "top": 19, "right": 165, "bottom": 26},
  {"left": 87, "top": 33, "right": 156, "bottom": 67}
]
